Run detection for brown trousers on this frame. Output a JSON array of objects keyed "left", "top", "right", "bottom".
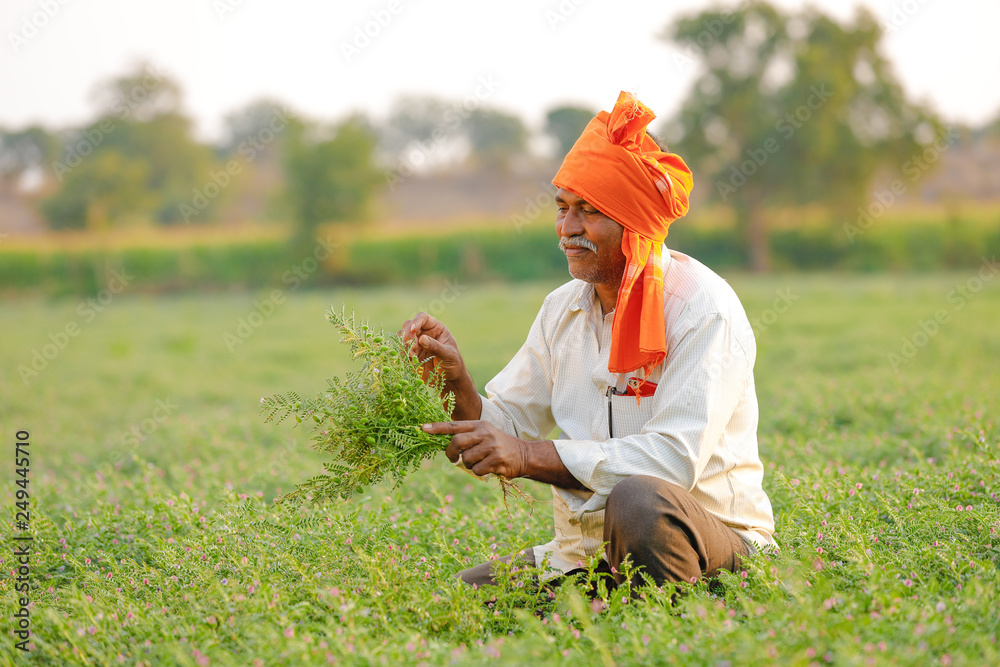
[{"left": 458, "top": 476, "right": 748, "bottom": 588}]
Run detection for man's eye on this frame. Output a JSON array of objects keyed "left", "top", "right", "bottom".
[{"left": 582, "top": 208, "right": 598, "bottom": 215}]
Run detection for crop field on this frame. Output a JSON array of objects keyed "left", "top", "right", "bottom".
[{"left": 1, "top": 270, "right": 999, "bottom": 666}]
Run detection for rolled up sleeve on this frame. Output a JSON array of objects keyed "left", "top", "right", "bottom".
[
  {"left": 452, "top": 297, "right": 558, "bottom": 477},
  {"left": 479, "top": 299, "right": 557, "bottom": 441}
]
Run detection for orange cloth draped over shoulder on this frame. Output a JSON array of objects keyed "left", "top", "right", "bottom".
[{"left": 552, "top": 91, "right": 694, "bottom": 378}]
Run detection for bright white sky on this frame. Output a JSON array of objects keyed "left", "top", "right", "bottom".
[{"left": 2, "top": 0, "right": 999, "bottom": 142}]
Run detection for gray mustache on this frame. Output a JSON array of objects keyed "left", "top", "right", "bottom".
[{"left": 559, "top": 236, "right": 598, "bottom": 253}]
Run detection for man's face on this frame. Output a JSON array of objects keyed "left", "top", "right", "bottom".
[{"left": 555, "top": 188, "right": 627, "bottom": 287}]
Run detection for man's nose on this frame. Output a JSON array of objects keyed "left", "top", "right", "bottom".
[{"left": 558, "top": 208, "right": 585, "bottom": 237}]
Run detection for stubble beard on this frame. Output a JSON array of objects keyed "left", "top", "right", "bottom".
[{"left": 566, "top": 248, "right": 627, "bottom": 287}]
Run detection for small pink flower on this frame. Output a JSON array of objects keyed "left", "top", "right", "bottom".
[{"left": 284, "top": 627, "right": 295, "bottom": 638}]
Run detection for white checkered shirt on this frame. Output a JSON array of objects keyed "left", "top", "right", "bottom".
[{"left": 470, "top": 248, "right": 776, "bottom": 575}]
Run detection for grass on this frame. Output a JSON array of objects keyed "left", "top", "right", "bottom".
[{"left": 1, "top": 271, "right": 998, "bottom": 666}]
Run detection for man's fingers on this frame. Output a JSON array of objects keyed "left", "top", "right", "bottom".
[
  {"left": 435, "top": 422, "right": 488, "bottom": 463},
  {"left": 408, "top": 312, "right": 433, "bottom": 337},
  {"left": 469, "top": 458, "right": 496, "bottom": 478},
  {"left": 418, "top": 335, "right": 449, "bottom": 358},
  {"left": 422, "top": 420, "right": 482, "bottom": 435},
  {"left": 400, "top": 312, "right": 430, "bottom": 343},
  {"left": 448, "top": 438, "right": 485, "bottom": 465}
]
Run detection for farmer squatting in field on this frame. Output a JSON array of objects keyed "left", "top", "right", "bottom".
[{"left": 401, "top": 92, "right": 776, "bottom": 588}]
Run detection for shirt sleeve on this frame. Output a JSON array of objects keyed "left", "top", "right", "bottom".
[
  {"left": 477, "top": 297, "right": 558, "bottom": 442},
  {"left": 552, "top": 311, "right": 752, "bottom": 520}
]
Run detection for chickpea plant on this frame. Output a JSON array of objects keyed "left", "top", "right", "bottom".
[{"left": 260, "top": 307, "right": 521, "bottom": 505}]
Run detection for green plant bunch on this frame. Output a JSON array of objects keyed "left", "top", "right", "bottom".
[
  {"left": 260, "top": 307, "right": 458, "bottom": 503},
  {"left": 258, "top": 306, "right": 529, "bottom": 508}
]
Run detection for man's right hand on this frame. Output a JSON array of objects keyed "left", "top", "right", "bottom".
[
  {"left": 399, "top": 312, "right": 466, "bottom": 382},
  {"left": 399, "top": 312, "right": 482, "bottom": 420}
]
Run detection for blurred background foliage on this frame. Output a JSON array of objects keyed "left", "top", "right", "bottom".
[{"left": 1, "top": 1, "right": 998, "bottom": 294}]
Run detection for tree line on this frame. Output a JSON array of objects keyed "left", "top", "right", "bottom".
[
  {"left": 0, "top": 64, "right": 590, "bottom": 241},
  {"left": 3, "top": 1, "right": 998, "bottom": 270}
]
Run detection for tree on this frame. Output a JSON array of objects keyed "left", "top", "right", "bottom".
[
  {"left": 462, "top": 107, "right": 528, "bottom": 171},
  {"left": 0, "top": 126, "right": 57, "bottom": 190},
  {"left": 545, "top": 105, "right": 596, "bottom": 158},
  {"left": 283, "top": 115, "right": 382, "bottom": 242},
  {"left": 40, "top": 150, "right": 155, "bottom": 230},
  {"left": 220, "top": 98, "right": 293, "bottom": 158},
  {"left": 42, "top": 64, "right": 219, "bottom": 228},
  {"left": 663, "top": 2, "right": 940, "bottom": 271},
  {"left": 215, "top": 99, "right": 296, "bottom": 223},
  {"left": 89, "top": 61, "right": 182, "bottom": 123},
  {"left": 983, "top": 108, "right": 1000, "bottom": 139},
  {"left": 379, "top": 95, "right": 458, "bottom": 158}
]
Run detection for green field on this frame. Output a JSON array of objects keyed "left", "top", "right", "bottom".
[{"left": 2, "top": 271, "right": 998, "bottom": 665}]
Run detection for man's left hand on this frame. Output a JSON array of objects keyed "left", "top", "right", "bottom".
[{"left": 422, "top": 420, "right": 527, "bottom": 479}]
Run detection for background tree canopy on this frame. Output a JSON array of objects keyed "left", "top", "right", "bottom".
[
  {"left": 545, "top": 105, "right": 597, "bottom": 158},
  {"left": 39, "top": 64, "right": 218, "bottom": 229},
  {"left": 5, "top": 12, "right": 995, "bottom": 276},
  {"left": 283, "top": 114, "right": 382, "bottom": 242},
  {"left": 662, "top": 0, "right": 941, "bottom": 270},
  {"left": 461, "top": 107, "right": 529, "bottom": 171}
]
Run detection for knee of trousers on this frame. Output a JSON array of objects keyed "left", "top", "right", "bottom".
[{"left": 606, "top": 476, "right": 690, "bottom": 541}]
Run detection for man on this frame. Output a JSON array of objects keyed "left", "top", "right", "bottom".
[{"left": 402, "top": 91, "right": 775, "bottom": 589}]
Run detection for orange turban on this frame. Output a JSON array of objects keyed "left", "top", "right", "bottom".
[{"left": 552, "top": 91, "right": 693, "bottom": 378}]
